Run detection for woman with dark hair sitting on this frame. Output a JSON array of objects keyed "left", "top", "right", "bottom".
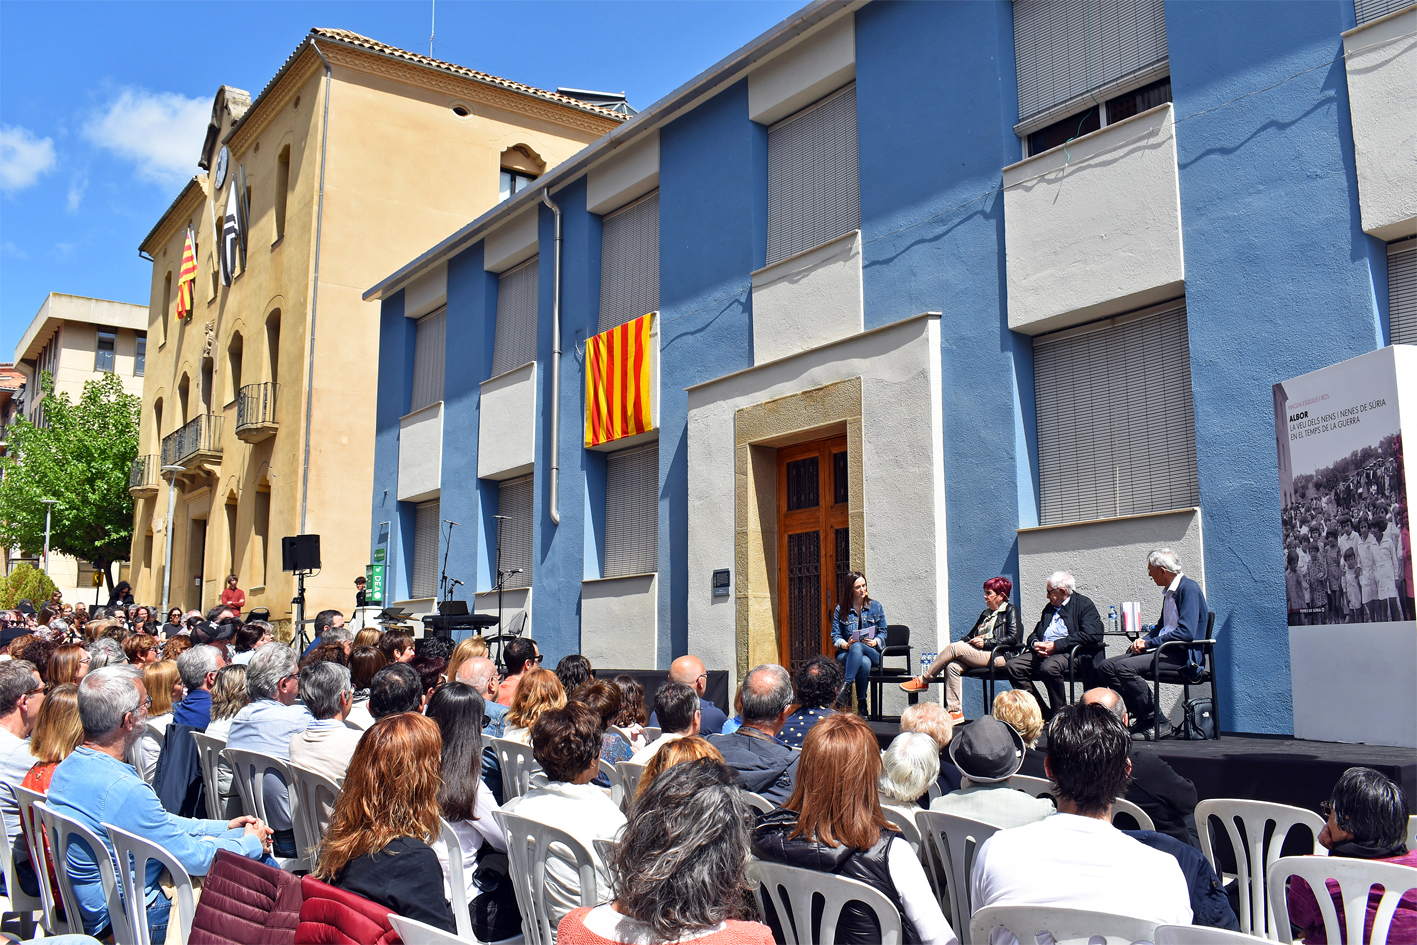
[
  {"left": 610, "top": 675, "right": 648, "bottom": 752},
  {"left": 901, "top": 576, "right": 1022, "bottom": 723},
  {"left": 559, "top": 758, "right": 772, "bottom": 944},
  {"left": 1287, "top": 766, "right": 1416, "bottom": 943},
  {"left": 557, "top": 654, "right": 594, "bottom": 693},
  {"left": 229, "top": 623, "right": 270, "bottom": 665},
  {"left": 572, "top": 680, "right": 632, "bottom": 772},
  {"left": 754, "top": 713, "right": 956, "bottom": 945},
  {"left": 832, "top": 571, "right": 888, "bottom": 714}
]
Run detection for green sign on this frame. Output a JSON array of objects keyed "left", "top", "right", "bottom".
[
  {"left": 373, "top": 548, "right": 385, "bottom": 563},
  {"left": 366, "top": 564, "right": 385, "bottom": 606}
]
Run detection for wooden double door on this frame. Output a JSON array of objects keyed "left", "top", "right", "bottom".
[{"left": 777, "top": 436, "right": 851, "bottom": 671}]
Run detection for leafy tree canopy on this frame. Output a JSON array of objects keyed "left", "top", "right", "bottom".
[{"left": 0, "top": 371, "right": 139, "bottom": 589}]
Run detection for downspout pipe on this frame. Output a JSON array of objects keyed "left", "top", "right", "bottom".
[
  {"left": 300, "top": 40, "right": 333, "bottom": 533},
  {"left": 541, "top": 189, "right": 562, "bottom": 526}
]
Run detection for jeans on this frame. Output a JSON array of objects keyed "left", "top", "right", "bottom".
[
  {"left": 146, "top": 886, "right": 172, "bottom": 944},
  {"left": 272, "top": 828, "right": 297, "bottom": 859},
  {"left": 836, "top": 641, "right": 882, "bottom": 705}
]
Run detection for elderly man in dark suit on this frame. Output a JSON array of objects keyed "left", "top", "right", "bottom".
[
  {"left": 1004, "top": 571, "right": 1104, "bottom": 719},
  {"left": 1098, "top": 548, "right": 1210, "bottom": 738}
]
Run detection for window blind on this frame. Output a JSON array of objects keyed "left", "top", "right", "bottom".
[
  {"left": 1013, "top": 0, "right": 1169, "bottom": 124},
  {"left": 497, "top": 476, "right": 534, "bottom": 589},
  {"left": 766, "top": 85, "right": 859, "bottom": 266},
  {"left": 1033, "top": 301, "right": 1199, "bottom": 525},
  {"left": 411, "top": 499, "right": 440, "bottom": 599},
  {"left": 1356, "top": 0, "right": 1409, "bottom": 24},
  {"left": 492, "top": 258, "right": 539, "bottom": 377},
  {"left": 605, "top": 443, "right": 659, "bottom": 577},
  {"left": 1389, "top": 240, "right": 1417, "bottom": 345},
  {"left": 600, "top": 191, "right": 660, "bottom": 332},
  {"left": 410, "top": 308, "right": 446, "bottom": 412}
]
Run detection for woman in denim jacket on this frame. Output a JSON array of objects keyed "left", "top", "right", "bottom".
[{"left": 832, "top": 572, "right": 888, "bottom": 714}]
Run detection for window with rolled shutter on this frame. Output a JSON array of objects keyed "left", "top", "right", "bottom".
[
  {"left": 411, "top": 499, "right": 440, "bottom": 599},
  {"left": 1033, "top": 301, "right": 1199, "bottom": 526},
  {"left": 766, "top": 85, "right": 859, "bottom": 266},
  {"left": 1356, "top": 0, "right": 1410, "bottom": 24},
  {"left": 605, "top": 443, "right": 659, "bottom": 577},
  {"left": 497, "top": 476, "right": 534, "bottom": 589},
  {"left": 1389, "top": 239, "right": 1417, "bottom": 345},
  {"left": 600, "top": 192, "right": 660, "bottom": 333},
  {"left": 492, "top": 259, "right": 539, "bottom": 377},
  {"left": 410, "top": 308, "right": 446, "bottom": 412},
  {"left": 1013, "top": 0, "right": 1169, "bottom": 128}
]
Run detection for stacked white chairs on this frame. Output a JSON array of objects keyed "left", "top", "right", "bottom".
[
  {"left": 748, "top": 859, "right": 903, "bottom": 945},
  {"left": 288, "top": 763, "right": 342, "bottom": 868},
  {"left": 14, "top": 785, "right": 69, "bottom": 936},
  {"left": 1154, "top": 924, "right": 1275, "bottom": 944},
  {"left": 491, "top": 738, "right": 542, "bottom": 801},
  {"left": 104, "top": 821, "right": 196, "bottom": 945},
  {"left": 1112, "top": 797, "right": 1157, "bottom": 832},
  {"left": 0, "top": 780, "right": 40, "bottom": 939},
  {"left": 34, "top": 799, "right": 133, "bottom": 945},
  {"left": 493, "top": 810, "right": 600, "bottom": 945},
  {"left": 1268, "top": 855, "right": 1417, "bottom": 945},
  {"left": 969, "top": 904, "right": 1156, "bottom": 945},
  {"left": 1195, "top": 799, "right": 1326, "bottom": 938},
  {"left": 189, "top": 731, "right": 230, "bottom": 819},
  {"left": 223, "top": 747, "right": 305, "bottom": 871},
  {"left": 615, "top": 761, "right": 647, "bottom": 805},
  {"left": 915, "top": 809, "right": 998, "bottom": 938}
]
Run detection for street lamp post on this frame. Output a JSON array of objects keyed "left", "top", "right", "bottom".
[
  {"left": 40, "top": 499, "right": 57, "bottom": 576},
  {"left": 160, "top": 465, "right": 185, "bottom": 618}
]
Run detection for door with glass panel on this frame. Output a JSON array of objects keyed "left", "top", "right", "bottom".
[{"left": 777, "top": 436, "right": 849, "bottom": 671}]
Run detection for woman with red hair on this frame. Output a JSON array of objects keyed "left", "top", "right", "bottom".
[{"left": 901, "top": 576, "right": 1022, "bottom": 723}]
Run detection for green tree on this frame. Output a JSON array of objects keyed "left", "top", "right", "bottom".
[
  {"left": 0, "top": 563, "right": 59, "bottom": 610},
  {"left": 0, "top": 371, "right": 139, "bottom": 591}
]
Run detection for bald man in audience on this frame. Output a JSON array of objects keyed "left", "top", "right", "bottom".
[
  {"left": 649, "top": 655, "right": 728, "bottom": 735},
  {"left": 457, "top": 656, "right": 509, "bottom": 738}
]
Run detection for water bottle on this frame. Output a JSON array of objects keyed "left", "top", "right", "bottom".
[
  {"left": 920, "top": 652, "right": 931, "bottom": 677},
  {"left": 1108, "top": 606, "right": 1119, "bottom": 636}
]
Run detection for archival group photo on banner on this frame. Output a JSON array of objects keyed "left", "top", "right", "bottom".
[{"left": 1274, "top": 347, "right": 1413, "bottom": 628}]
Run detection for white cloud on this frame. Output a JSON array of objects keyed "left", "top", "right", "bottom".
[
  {"left": 83, "top": 87, "right": 208, "bottom": 187},
  {"left": 0, "top": 125, "right": 57, "bottom": 193},
  {"left": 66, "top": 176, "right": 87, "bottom": 212}
]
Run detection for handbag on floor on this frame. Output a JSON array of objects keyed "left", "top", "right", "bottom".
[{"left": 1181, "top": 697, "right": 1216, "bottom": 740}]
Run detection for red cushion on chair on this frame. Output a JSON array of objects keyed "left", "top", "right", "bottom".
[
  {"left": 294, "top": 875, "right": 402, "bottom": 945},
  {"left": 190, "top": 850, "right": 303, "bottom": 945}
]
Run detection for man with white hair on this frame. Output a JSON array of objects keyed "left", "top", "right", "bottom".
[
  {"left": 1004, "top": 571, "right": 1103, "bottom": 720},
  {"left": 708, "top": 664, "right": 798, "bottom": 804},
  {"left": 456, "top": 655, "right": 509, "bottom": 737},
  {"left": 173, "top": 645, "right": 228, "bottom": 729},
  {"left": 1098, "top": 549, "right": 1209, "bottom": 739}
]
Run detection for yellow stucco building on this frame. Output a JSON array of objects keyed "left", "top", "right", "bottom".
[{"left": 130, "top": 29, "right": 624, "bottom": 631}]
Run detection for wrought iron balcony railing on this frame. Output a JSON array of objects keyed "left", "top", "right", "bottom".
[
  {"left": 235, "top": 382, "right": 279, "bottom": 442},
  {"left": 160, "top": 414, "right": 223, "bottom": 467}
]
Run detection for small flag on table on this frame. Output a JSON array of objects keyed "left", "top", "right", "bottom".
[
  {"left": 585, "top": 312, "right": 655, "bottom": 447},
  {"left": 176, "top": 227, "right": 197, "bottom": 320}
]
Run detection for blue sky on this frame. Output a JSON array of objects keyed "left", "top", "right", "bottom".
[{"left": 0, "top": 0, "right": 799, "bottom": 359}]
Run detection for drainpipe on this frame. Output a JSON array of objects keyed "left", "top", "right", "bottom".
[
  {"left": 300, "top": 40, "right": 333, "bottom": 532},
  {"left": 541, "top": 190, "right": 562, "bottom": 526},
  {"left": 159, "top": 464, "right": 185, "bottom": 617}
]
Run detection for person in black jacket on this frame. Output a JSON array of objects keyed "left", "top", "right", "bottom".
[
  {"left": 707, "top": 664, "right": 799, "bottom": 805},
  {"left": 901, "top": 576, "right": 1023, "bottom": 721},
  {"left": 1005, "top": 571, "right": 1104, "bottom": 719}
]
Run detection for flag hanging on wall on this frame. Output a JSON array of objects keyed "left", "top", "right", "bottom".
[
  {"left": 175, "top": 227, "right": 197, "bottom": 320},
  {"left": 585, "top": 312, "right": 655, "bottom": 447},
  {"left": 219, "top": 185, "right": 239, "bottom": 286}
]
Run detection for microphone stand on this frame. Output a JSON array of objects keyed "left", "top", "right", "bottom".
[{"left": 439, "top": 520, "right": 457, "bottom": 604}]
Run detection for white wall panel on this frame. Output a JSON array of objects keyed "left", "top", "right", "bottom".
[
  {"left": 398, "top": 402, "right": 442, "bottom": 502},
  {"left": 587, "top": 131, "right": 660, "bottom": 216},
  {"left": 749, "top": 16, "right": 856, "bottom": 126},
  {"left": 1342, "top": 8, "right": 1417, "bottom": 242},
  {"left": 751, "top": 230, "right": 863, "bottom": 365},
  {"left": 478, "top": 362, "right": 537, "bottom": 481},
  {"left": 581, "top": 574, "right": 657, "bottom": 669},
  {"left": 483, "top": 207, "right": 540, "bottom": 273}
]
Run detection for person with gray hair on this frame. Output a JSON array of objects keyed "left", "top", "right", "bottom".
[
  {"left": 45, "top": 665, "right": 272, "bottom": 940},
  {"left": 1004, "top": 570, "right": 1104, "bottom": 719},
  {"left": 1098, "top": 549, "right": 1210, "bottom": 739},
  {"left": 456, "top": 655, "right": 509, "bottom": 737},
  {"left": 226, "top": 643, "right": 313, "bottom": 858},
  {"left": 708, "top": 664, "right": 799, "bottom": 805},
  {"left": 173, "top": 645, "right": 228, "bottom": 729},
  {"left": 879, "top": 731, "right": 941, "bottom": 808},
  {"left": 0, "top": 659, "right": 44, "bottom": 895},
  {"left": 289, "top": 661, "right": 362, "bottom": 797},
  {"left": 87, "top": 637, "right": 126, "bottom": 670},
  {"left": 319, "top": 625, "right": 353, "bottom": 654}
]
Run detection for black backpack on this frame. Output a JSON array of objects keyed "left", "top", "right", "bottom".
[{"left": 1181, "top": 697, "right": 1216, "bottom": 740}]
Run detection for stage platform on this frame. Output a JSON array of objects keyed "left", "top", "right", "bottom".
[{"left": 869, "top": 721, "right": 1416, "bottom": 812}]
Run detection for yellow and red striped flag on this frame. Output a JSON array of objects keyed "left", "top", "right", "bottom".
[
  {"left": 175, "top": 227, "right": 197, "bottom": 320},
  {"left": 586, "top": 312, "right": 655, "bottom": 447}
]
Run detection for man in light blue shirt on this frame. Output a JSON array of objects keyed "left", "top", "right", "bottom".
[
  {"left": 47, "top": 666, "right": 272, "bottom": 940},
  {"left": 226, "top": 643, "right": 312, "bottom": 857}
]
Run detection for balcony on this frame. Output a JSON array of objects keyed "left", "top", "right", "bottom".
[
  {"left": 161, "top": 414, "right": 223, "bottom": 471},
  {"left": 235, "top": 382, "right": 279, "bottom": 443},
  {"left": 128, "top": 454, "right": 159, "bottom": 497}
]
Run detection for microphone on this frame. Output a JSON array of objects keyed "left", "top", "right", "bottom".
[
  {"left": 493, "top": 515, "right": 512, "bottom": 520},
  {"left": 443, "top": 519, "right": 461, "bottom": 526},
  {"left": 450, "top": 578, "right": 464, "bottom": 587},
  {"left": 509, "top": 568, "right": 523, "bottom": 574}
]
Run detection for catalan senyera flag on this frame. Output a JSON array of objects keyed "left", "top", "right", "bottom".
[
  {"left": 585, "top": 312, "right": 655, "bottom": 448},
  {"left": 175, "top": 227, "right": 197, "bottom": 320}
]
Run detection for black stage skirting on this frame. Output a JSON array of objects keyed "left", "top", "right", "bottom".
[{"left": 597, "top": 668, "right": 731, "bottom": 719}]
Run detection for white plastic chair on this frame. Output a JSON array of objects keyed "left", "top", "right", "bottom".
[
  {"left": 1112, "top": 796, "right": 1156, "bottom": 832},
  {"left": 189, "top": 731, "right": 230, "bottom": 820},
  {"left": 0, "top": 780, "right": 40, "bottom": 940},
  {"left": 640, "top": 726, "right": 662, "bottom": 743},
  {"left": 615, "top": 761, "right": 647, "bottom": 804},
  {"left": 14, "top": 785, "right": 69, "bottom": 936},
  {"left": 288, "top": 763, "right": 342, "bottom": 867},
  {"left": 1269, "top": 854, "right": 1417, "bottom": 945},
  {"left": 598, "top": 759, "right": 625, "bottom": 809},
  {"left": 878, "top": 801, "right": 922, "bottom": 854},
  {"left": 493, "top": 809, "right": 600, "bottom": 945},
  {"left": 592, "top": 837, "right": 619, "bottom": 866},
  {"left": 491, "top": 738, "right": 542, "bottom": 801},
  {"left": 390, "top": 910, "right": 525, "bottom": 945},
  {"left": 1195, "top": 798, "right": 1327, "bottom": 938},
  {"left": 748, "top": 859, "right": 903, "bottom": 945},
  {"left": 222, "top": 747, "right": 304, "bottom": 871},
  {"left": 35, "top": 799, "right": 134, "bottom": 945},
  {"left": 916, "top": 809, "right": 998, "bottom": 938},
  {"left": 1006, "top": 773, "right": 1054, "bottom": 798},
  {"left": 969, "top": 904, "right": 1157, "bottom": 945},
  {"left": 104, "top": 821, "right": 196, "bottom": 945},
  {"left": 1154, "top": 924, "right": 1274, "bottom": 944},
  {"left": 742, "top": 791, "right": 776, "bottom": 815},
  {"left": 1407, "top": 815, "right": 1416, "bottom": 851},
  {"left": 437, "top": 817, "right": 526, "bottom": 944}
]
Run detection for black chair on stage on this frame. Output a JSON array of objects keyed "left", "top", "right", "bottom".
[
  {"left": 866, "top": 624, "right": 912, "bottom": 720},
  {"left": 1063, "top": 640, "right": 1107, "bottom": 706},
  {"left": 960, "top": 643, "right": 1022, "bottom": 711},
  {"left": 1150, "top": 611, "right": 1220, "bottom": 741}
]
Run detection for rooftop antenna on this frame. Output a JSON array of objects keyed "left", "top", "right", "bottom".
[{"left": 430, "top": 0, "right": 435, "bottom": 57}]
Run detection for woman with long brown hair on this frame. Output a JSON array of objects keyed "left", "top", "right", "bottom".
[
  {"left": 137, "top": 660, "right": 182, "bottom": 779},
  {"left": 753, "top": 713, "right": 954, "bottom": 945},
  {"left": 47, "top": 643, "right": 91, "bottom": 686},
  {"left": 831, "top": 571, "right": 888, "bottom": 714},
  {"left": 503, "top": 668, "right": 566, "bottom": 744},
  {"left": 315, "top": 712, "right": 456, "bottom": 933}
]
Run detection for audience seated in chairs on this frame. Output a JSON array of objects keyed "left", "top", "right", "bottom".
[
  {"left": 970, "top": 703, "right": 1192, "bottom": 935},
  {"left": 315, "top": 711, "right": 458, "bottom": 933},
  {"left": 929, "top": 715, "right": 1053, "bottom": 828},
  {"left": 556, "top": 654, "right": 594, "bottom": 694},
  {"left": 991, "top": 689, "right": 1048, "bottom": 778},
  {"left": 0, "top": 659, "right": 45, "bottom": 898},
  {"left": 496, "top": 638, "right": 541, "bottom": 707},
  {"left": 754, "top": 712, "right": 956, "bottom": 945},
  {"left": 503, "top": 667, "right": 566, "bottom": 745},
  {"left": 502, "top": 702, "right": 626, "bottom": 932},
  {"left": 574, "top": 680, "right": 633, "bottom": 775},
  {"left": 900, "top": 702, "right": 962, "bottom": 794},
  {"left": 559, "top": 758, "right": 775, "bottom": 944},
  {"left": 635, "top": 735, "right": 723, "bottom": 801},
  {"left": 630, "top": 681, "right": 700, "bottom": 764},
  {"left": 445, "top": 635, "right": 488, "bottom": 686},
  {"left": 649, "top": 656, "right": 730, "bottom": 736},
  {"left": 879, "top": 731, "right": 939, "bottom": 810},
  {"left": 1286, "top": 766, "right": 1416, "bottom": 943},
  {"left": 288, "top": 662, "right": 362, "bottom": 789},
  {"left": 137, "top": 659, "right": 181, "bottom": 780},
  {"left": 47, "top": 665, "right": 273, "bottom": 940},
  {"left": 708, "top": 664, "right": 799, "bottom": 806},
  {"left": 778, "top": 656, "right": 842, "bottom": 750},
  {"left": 610, "top": 675, "right": 649, "bottom": 751}
]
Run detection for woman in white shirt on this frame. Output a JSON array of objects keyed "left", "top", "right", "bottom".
[
  {"left": 500, "top": 668, "right": 565, "bottom": 745},
  {"left": 138, "top": 660, "right": 184, "bottom": 779}
]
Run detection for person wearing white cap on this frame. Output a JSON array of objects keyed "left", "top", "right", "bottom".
[{"left": 928, "top": 716, "right": 1054, "bottom": 829}]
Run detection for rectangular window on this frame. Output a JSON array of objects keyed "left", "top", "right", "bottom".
[
  {"left": 605, "top": 443, "right": 659, "bottom": 577},
  {"left": 1389, "top": 239, "right": 1417, "bottom": 346},
  {"left": 1026, "top": 77, "right": 1172, "bottom": 155},
  {"left": 275, "top": 145, "right": 290, "bottom": 241},
  {"left": 599, "top": 192, "right": 660, "bottom": 332},
  {"left": 410, "top": 307, "right": 446, "bottom": 412},
  {"left": 1356, "top": 0, "right": 1410, "bottom": 24},
  {"left": 1014, "top": 0, "right": 1169, "bottom": 129},
  {"left": 1033, "top": 300, "right": 1199, "bottom": 525},
  {"left": 411, "top": 499, "right": 441, "bottom": 599},
  {"left": 136, "top": 334, "right": 147, "bottom": 376},
  {"left": 496, "top": 476, "right": 534, "bottom": 589},
  {"left": 492, "top": 258, "right": 539, "bottom": 376},
  {"left": 766, "top": 84, "right": 859, "bottom": 266},
  {"left": 500, "top": 169, "right": 537, "bottom": 203},
  {"left": 95, "top": 330, "right": 116, "bottom": 373},
  {"left": 253, "top": 489, "right": 271, "bottom": 587}
]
